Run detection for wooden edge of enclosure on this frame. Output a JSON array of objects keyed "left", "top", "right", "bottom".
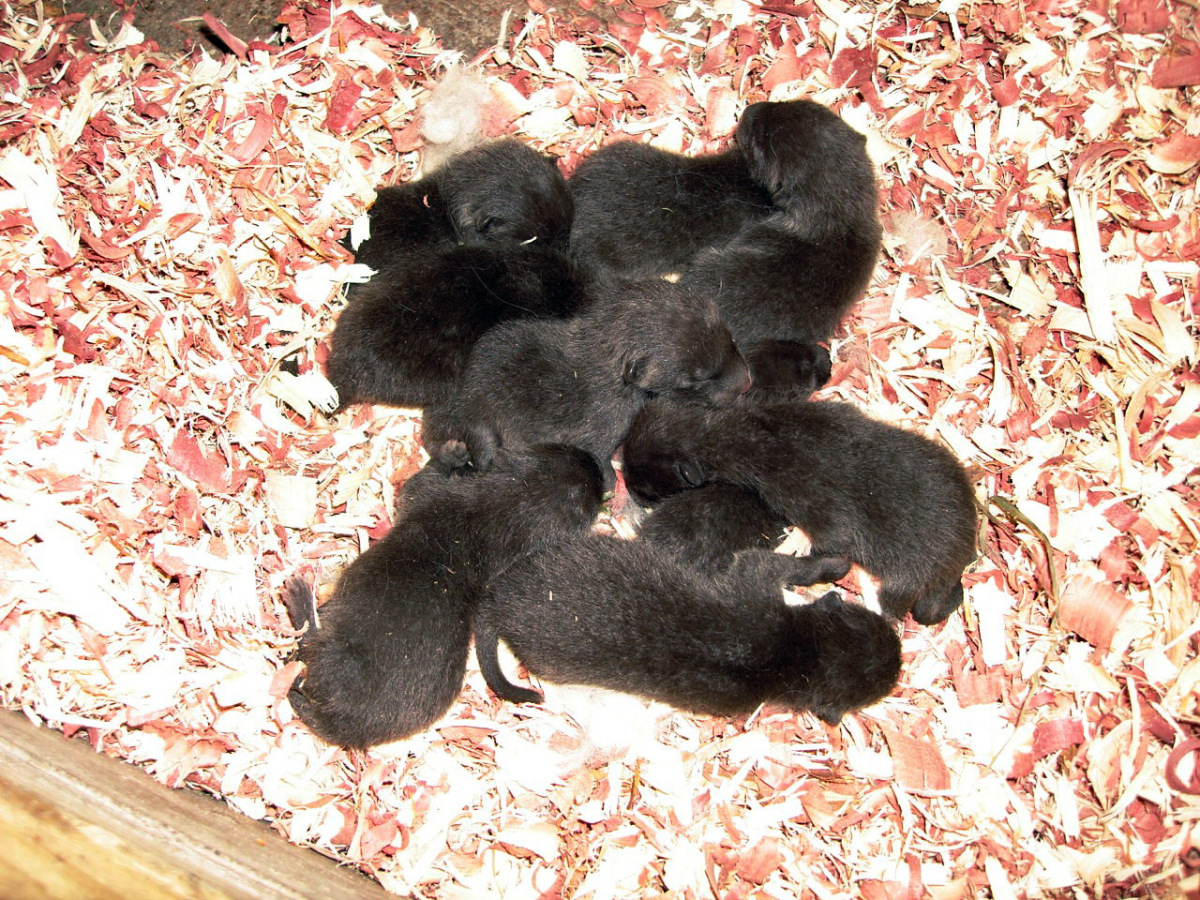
[{"left": 0, "top": 709, "right": 395, "bottom": 900}]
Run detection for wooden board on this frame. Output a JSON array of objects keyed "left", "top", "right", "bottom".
[{"left": 0, "top": 710, "right": 392, "bottom": 900}]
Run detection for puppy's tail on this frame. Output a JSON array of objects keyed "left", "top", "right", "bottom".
[
  {"left": 474, "top": 614, "right": 544, "bottom": 705},
  {"left": 283, "top": 577, "right": 318, "bottom": 636}
]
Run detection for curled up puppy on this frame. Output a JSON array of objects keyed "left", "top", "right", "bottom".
[
  {"left": 622, "top": 398, "right": 979, "bottom": 625},
  {"left": 677, "top": 99, "right": 883, "bottom": 347},
  {"left": 325, "top": 242, "right": 583, "bottom": 409},
  {"left": 636, "top": 482, "right": 789, "bottom": 576},
  {"left": 421, "top": 276, "right": 752, "bottom": 475},
  {"left": 570, "top": 100, "right": 881, "bottom": 348},
  {"left": 474, "top": 536, "right": 902, "bottom": 725},
  {"left": 283, "top": 442, "right": 606, "bottom": 749},
  {"left": 327, "top": 138, "right": 582, "bottom": 410},
  {"left": 349, "top": 137, "right": 573, "bottom": 270}
]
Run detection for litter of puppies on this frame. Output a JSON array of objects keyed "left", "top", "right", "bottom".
[{"left": 2, "top": 0, "right": 1196, "bottom": 895}]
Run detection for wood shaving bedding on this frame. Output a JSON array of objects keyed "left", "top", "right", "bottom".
[{"left": 1, "top": 0, "right": 1197, "bottom": 896}]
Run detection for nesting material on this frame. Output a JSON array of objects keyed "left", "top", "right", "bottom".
[{"left": 0, "top": 0, "right": 1196, "bottom": 897}]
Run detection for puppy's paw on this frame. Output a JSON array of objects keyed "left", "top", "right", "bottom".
[
  {"left": 430, "top": 439, "right": 473, "bottom": 475},
  {"left": 464, "top": 424, "right": 501, "bottom": 473},
  {"left": 910, "top": 582, "right": 965, "bottom": 626},
  {"left": 812, "top": 704, "right": 848, "bottom": 725},
  {"left": 786, "top": 555, "right": 852, "bottom": 586},
  {"left": 298, "top": 371, "right": 342, "bottom": 415},
  {"left": 745, "top": 341, "right": 831, "bottom": 399},
  {"left": 286, "top": 685, "right": 317, "bottom": 726},
  {"left": 271, "top": 370, "right": 341, "bottom": 416}
]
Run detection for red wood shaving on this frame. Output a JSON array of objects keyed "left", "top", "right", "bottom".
[
  {"left": 201, "top": 11, "right": 250, "bottom": 59},
  {"left": 1057, "top": 575, "right": 1134, "bottom": 650},
  {"left": 735, "top": 837, "right": 783, "bottom": 884},
  {"left": 1149, "top": 132, "right": 1200, "bottom": 172},
  {"left": 882, "top": 726, "right": 952, "bottom": 792},
  {"left": 1150, "top": 50, "right": 1200, "bottom": 88},
  {"left": 325, "top": 77, "right": 365, "bottom": 135},
  {"left": 1031, "top": 717, "right": 1086, "bottom": 760},
  {"left": 227, "top": 109, "right": 275, "bottom": 165},
  {"left": 167, "top": 430, "right": 234, "bottom": 494},
  {"left": 1167, "top": 739, "right": 1200, "bottom": 795},
  {"left": 1111, "top": 0, "right": 1174, "bottom": 34}
]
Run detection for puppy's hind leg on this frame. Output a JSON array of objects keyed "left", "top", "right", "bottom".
[
  {"left": 427, "top": 439, "right": 474, "bottom": 476},
  {"left": 473, "top": 616, "right": 545, "bottom": 705},
  {"left": 723, "top": 550, "right": 851, "bottom": 588}
]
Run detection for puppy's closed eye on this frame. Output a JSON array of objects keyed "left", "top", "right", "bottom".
[
  {"left": 676, "top": 459, "right": 705, "bottom": 487},
  {"left": 622, "top": 355, "right": 653, "bottom": 388}
]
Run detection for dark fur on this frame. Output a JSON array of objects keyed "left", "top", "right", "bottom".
[
  {"left": 742, "top": 340, "right": 831, "bottom": 400},
  {"left": 637, "top": 482, "right": 788, "bottom": 575},
  {"left": 421, "top": 277, "right": 751, "bottom": 474},
  {"left": 679, "top": 100, "right": 882, "bottom": 344},
  {"left": 474, "top": 537, "right": 901, "bottom": 724},
  {"left": 570, "top": 100, "right": 881, "bottom": 345},
  {"left": 568, "top": 140, "right": 772, "bottom": 280},
  {"left": 283, "top": 443, "right": 606, "bottom": 749},
  {"left": 350, "top": 138, "right": 572, "bottom": 271},
  {"left": 622, "top": 398, "right": 978, "bottom": 624},
  {"left": 325, "top": 243, "right": 583, "bottom": 409}
]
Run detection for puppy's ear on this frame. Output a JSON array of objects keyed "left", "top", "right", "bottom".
[{"left": 282, "top": 578, "right": 317, "bottom": 633}]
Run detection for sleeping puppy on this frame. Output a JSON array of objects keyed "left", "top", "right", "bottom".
[
  {"left": 567, "top": 137, "right": 773, "bottom": 280},
  {"left": 622, "top": 398, "right": 978, "bottom": 625},
  {"left": 637, "top": 482, "right": 788, "bottom": 576},
  {"left": 474, "top": 537, "right": 902, "bottom": 724},
  {"left": 677, "top": 99, "right": 882, "bottom": 345},
  {"left": 350, "top": 138, "right": 572, "bottom": 271},
  {"left": 570, "top": 100, "right": 880, "bottom": 344},
  {"left": 325, "top": 242, "right": 583, "bottom": 409},
  {"left": 421, "top": 277, "right": 751, "bottom": 474},
  {"left": 283, "top": 442, "right": 606, "bottom": 749}
]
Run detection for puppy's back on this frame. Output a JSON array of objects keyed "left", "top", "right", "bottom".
[
  {"left": 327, "top": 243, "right": 582, "bottom": 409},
  {"left": 423, "top": 278, "right": 749, "bottom": 472},
  {"left": 621, "top": 398, "right": 978, "bottom": 623},
  {"left": 569, "top": 141, "right": 772, "bottom": 279},
  {"left": 286, "top": 444, "right": 606, "bottom": 748},
  {"left": 637, "top": 482, "right": 788, "bottom": 574},
  {"left": 474, "top": 537, "right": 895, "bottom": 721}
]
